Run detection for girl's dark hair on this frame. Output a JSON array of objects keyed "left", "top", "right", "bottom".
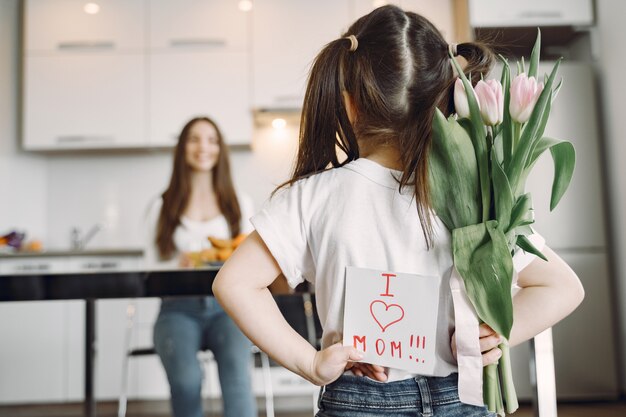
[
  {"left": 156, "top": 117, "right": 241, "bottom": 259},
  {"left": 282, "top": 5, "right": 494, "bottom": 247}
]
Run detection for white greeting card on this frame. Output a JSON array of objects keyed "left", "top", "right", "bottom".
[{"left": 343, "top": 266, "right": 441, "bottom": 374}]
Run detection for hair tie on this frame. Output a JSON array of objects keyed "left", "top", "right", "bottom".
[
  {"left": 448, "top": 43, "right": 458, "bottom": 57},
  {"left": 345, "top": 35, "right": 358, "bottom": 52}
]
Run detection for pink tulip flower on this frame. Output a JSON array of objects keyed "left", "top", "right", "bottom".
[
  {"left": 509, "top": 73, "right": 544, "bottom": 123},
  {"left": 475, "top": 79, "right": 504, "bottom": 126},
  {"left": 453, "top": 78, "right": 477, "bottom": 119}
]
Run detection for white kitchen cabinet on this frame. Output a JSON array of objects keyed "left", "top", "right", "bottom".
[
  {"left": 149, "top": 0, "right": 248, "bottom": 52},
  {"left": 24, "top": 54, "right": 146, "bottom": 150},
  {"left": 468, "top": 0, "right": 594, "bottom": 28},
  {"left": 351, "top": 0, "right": 455, "bottom": 41},
  {"left": 25, "top": 0, "right": 145, "bottom": 52},
  {"left": 251, "top": 0, "right": 352, "bottom": 109},
  {"left": 149, "top": 51, "right": 252, "bottom": 146},
  {"left": 0, "top": 301, "right": 66, "bottom": 403}
]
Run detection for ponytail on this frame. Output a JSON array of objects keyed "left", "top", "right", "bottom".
[
  {"left": 456, "top": 41, "right": 496, "bottom": 86},
  {"left": 281, "top": 39, "right": 358, "bottom": 189}
]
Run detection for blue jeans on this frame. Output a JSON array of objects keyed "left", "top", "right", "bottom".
[
  {"left": 153, "top": 297, "right": 257, "bottom": 417},
  {"left": 316, "top": 373, "right": 496, "bottom": 417}
]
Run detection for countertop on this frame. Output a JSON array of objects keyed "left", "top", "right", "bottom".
[{"left": 0, "top": 248, "right": 144, "bottom": 258}]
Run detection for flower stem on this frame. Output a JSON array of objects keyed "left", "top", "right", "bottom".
[
  {"left": 496, "top": 369, "right": 505, "bottom": 416},
  {"left": 499, "top": 342, "right": 519, "bottom": 414},
  {"left": 484, "top": 363, "right": 498, "bottom": 412},
  {"left": 512, "top": 122, "right": 521, "bottom": 152}
]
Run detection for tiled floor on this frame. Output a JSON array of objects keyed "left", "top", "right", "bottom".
[{"left": 1, "top": 400, "right": 626, "bottom": 417}]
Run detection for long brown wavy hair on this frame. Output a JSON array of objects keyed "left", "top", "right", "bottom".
[
  {"left": 280, "top": 5, "right": 494, "bottom": 247},
  {"left": 156, "top": 117, "right": 241, "bottom": 260}
]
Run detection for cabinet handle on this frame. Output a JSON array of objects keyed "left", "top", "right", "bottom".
[
  {"left": 56, "top": 135, "right": 115, "bottom": 143},
  {"left": 517, "top": 11, "right": 563, "bottom": 19},
  {"left": 274, "top": 95, "right": 302, "bottom": 103},
  {"left": 57, "top": 41, "right": 116, "bottom": 50},
  {"left": 169, "top": 38, "right": 227, "bottom": 48},
  {"left": 16, "top": 264, "right": 50, "bottom": 271}
]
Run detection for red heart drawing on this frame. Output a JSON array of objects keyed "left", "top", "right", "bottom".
[{"left": 369, "top": 300, "right": 405, "bottom": 332}]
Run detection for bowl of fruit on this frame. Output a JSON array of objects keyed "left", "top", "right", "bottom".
[{"left": 183, "top": 234, "right": 247, "bottom": 267}]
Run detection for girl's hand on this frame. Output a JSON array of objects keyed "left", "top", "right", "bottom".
[
  {"left": 309, "top": 343, "right": 364, "bottom": 386},
  {"left": 347, "top": 362, "right": 388, "bottom": 382},
  {"left": 451, "top": 323, "right": 503, "bottom": 366}
]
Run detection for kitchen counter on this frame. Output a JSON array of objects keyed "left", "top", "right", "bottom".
[
  {"left": 0, "top": 266, "right": 220, "bottom": 417},
  {"left": 0, "top": 248, "right": 143, "bottom": 258},
  {"left": 0, "top": 266, "right": 217, "bottom": 301}
]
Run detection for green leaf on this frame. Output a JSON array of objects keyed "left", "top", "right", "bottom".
[
  {"left": 524, "top": 136, "right": 576, "bottom": 211},
  {"left": 492, "top": 151, "right": 513, "bottom": 232},
  {"left": 499, "top": 58, "right": 513, "bottom": 171},
  {"left": 516, "top": 235, "right": 548, "bottom": 261},
  {"left": 453, "top": 221, "right": 515, "bottom": 339},
  {"left": 552, "top": 78, "right": 564, "bottom": 103},
  {"left": 515, "top": 224, "right": 534, "bottom": 236},
  {"left": 429, "top": 110, "right": 481, "bottom": 229},
  {"left": 449, "top": 54, "right": 490, "bottom": 222},
  {"left": 528, "top": 29, "right": 541, "bottom": 78},
  {"left": 548, "top": 141, "right": 576, "bottom": 210},
  {"left": 524, "top": 89, "right": 553, "bottom": 168},
  {"left": 508, "top": 193, "right": 533, "bottom": 232}
]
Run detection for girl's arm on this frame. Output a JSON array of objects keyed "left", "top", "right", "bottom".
[
  {"left": 212, "top": 231, "right": 364, "bottom": 386},
  {"left": 508, "top": 245, "right": 584, "bottom": 346}
]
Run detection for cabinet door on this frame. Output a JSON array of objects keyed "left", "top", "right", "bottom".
[
  {"left": 149, "top": 51, "right": 251, "bottom": 146},
  {"left": 0, "top": 301, "right": 66, "bottom": 402},
  {"left": 25, "top": 0, "right": 145, "bottom": 52},
  {"left": 149, "top": 0, "right": 248, "bottom": 52},
  {"left": 252, "top": 0, "right": 351, "bottom": 109},
  {"left": 468, "top": 0, "right": 593, "bottom": 28},
  {"left": 24, "top": 54, "right": 146, "bottom": 150}
]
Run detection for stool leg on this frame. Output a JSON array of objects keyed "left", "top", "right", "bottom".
[
  {"left": 530, "top": 328, "right": 558, "bottom": 417},
  {"left": 118, "top": 302, "right": 137, "bottom": 417},
  {"left": 259, "top": 350, "right": 274, "bottom": 417}
]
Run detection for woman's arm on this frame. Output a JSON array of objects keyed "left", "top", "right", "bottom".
[
  {"left": 212, "top": 231, "right": 363, "bottom": 386},
  {"left": 508, "top": 245, "right": 585, "bottom": 347}
]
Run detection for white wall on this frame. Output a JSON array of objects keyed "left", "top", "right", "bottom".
[
  {"left": 0, "top": 0, "right": 47, "bottom": 243},
  {"left": 596, "top": 0, "right": 626, "bottom": 392},
  {"left": 1, "top": 0, "right": 300, "bottom": 252},
  {"left": 43, "top": 126, "right": 299, "bottom": 249}
]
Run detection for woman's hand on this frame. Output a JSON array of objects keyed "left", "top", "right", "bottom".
[
  {"left": 309, "top": 343, "right": 364, "bottom": 386},
  {"left": 347, "top": 362, "right": 388, "bottom": 382},
  {"left": 451, "top": 323, "right": 503, "bottom": 366},
  {"left": 178, "top": 252, "right": 194, "bottom": 268}
]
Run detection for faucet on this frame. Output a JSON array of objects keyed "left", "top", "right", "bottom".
[{"left": 70, "top": 223, "right": 103, "bottom": 250}]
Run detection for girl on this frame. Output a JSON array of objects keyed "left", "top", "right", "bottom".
[
  {"left": 145, "top": 116, "right": 257, "bottom": 417},
  {"left": 213, "top": 5, "right": 584, "bottom": 417}
]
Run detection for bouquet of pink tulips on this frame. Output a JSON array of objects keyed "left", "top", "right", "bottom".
[{"left": 428, "top": 31, "right": 575, "bottom": 415}]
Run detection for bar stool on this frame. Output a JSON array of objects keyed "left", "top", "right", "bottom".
[{"left": 117, "top": 300, "right": 275, "bottom": 417}]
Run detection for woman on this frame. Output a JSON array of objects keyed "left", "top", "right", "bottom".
[{"left": 145, "top": 116, "right": 257, "bottom": 417}]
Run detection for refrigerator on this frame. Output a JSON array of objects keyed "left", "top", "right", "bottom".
[{"left": 509, "top": 61, "right": 620, "bottom": 400}]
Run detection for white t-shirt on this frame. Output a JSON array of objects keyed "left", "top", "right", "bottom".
[
  {"left": 251, "top": 157, "right": 543, "bottom": 381},
  {"left": 144, "top": 194, "right": 254, "bottom": 268}
]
